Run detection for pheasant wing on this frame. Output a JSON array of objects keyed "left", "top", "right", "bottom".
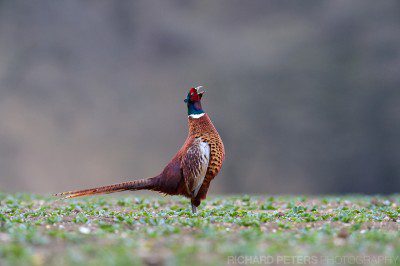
[{"left": 182, "top": 138, "right": 210, "bottom": 197}]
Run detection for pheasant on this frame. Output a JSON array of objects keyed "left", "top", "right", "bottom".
[{"left": 55, "top": 86, "right": 225, "bottom": 213}]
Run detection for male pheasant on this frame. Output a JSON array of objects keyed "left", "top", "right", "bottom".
[{"left": 55, "top": 86, "right": 225, "bottom": 213}]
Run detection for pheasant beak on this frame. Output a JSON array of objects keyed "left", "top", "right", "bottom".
[{"left": 195, "top": 86, "right": 205, "bottom": 96}]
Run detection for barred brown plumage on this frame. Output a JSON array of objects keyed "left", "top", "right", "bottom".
[{"left": 54, "top": 86, "right": 225, "bottom": 213}]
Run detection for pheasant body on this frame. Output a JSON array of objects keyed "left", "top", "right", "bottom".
[
  {"left": 185, "top": 114, "right": 225, "bottom": 207},
  {"left": 55, "top": 86, "right": 225, "bottom": 213}
]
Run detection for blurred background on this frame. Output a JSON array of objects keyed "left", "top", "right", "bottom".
[{"left": 0, "top": 0, "right": 399, "bottom": 195}]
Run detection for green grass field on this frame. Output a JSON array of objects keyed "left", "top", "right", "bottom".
[{"left": 0, "top": 193, "right": 399, "bottom": 265}]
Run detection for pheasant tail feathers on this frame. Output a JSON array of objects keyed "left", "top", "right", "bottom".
[{"left": 54, "top": 178, "right": 154, "bottom": 199}]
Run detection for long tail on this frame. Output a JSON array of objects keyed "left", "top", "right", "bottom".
[{"left": 54, "top": 178, "right": 156, "bottom": 199}]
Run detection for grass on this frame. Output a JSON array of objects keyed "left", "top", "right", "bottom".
[{"left": 0, "top": 193, "right": 399, "bottom": 265}]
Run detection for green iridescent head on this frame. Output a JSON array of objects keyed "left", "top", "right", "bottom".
[{"left": 184, "top": 86, "right": 205, "bottom": 116}]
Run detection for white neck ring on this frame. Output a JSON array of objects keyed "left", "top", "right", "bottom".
[{"left": 189, "top": 113, "right": 205, "bottom": 119}]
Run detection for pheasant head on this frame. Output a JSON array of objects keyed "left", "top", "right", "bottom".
[{"left": 184, "top": 86, "right": 205, "bottom": 117}]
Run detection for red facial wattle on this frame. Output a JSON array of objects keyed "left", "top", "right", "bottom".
[
  {"left": 184, "top": 86, "right": 205, "bottom": 104},
  {"left": 190, "top": 88, "right": 201, "bottom": 102}
]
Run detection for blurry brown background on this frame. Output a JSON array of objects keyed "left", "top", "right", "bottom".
[{"left": 0, "top": 1, "right": 399, "bottom": 194}]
